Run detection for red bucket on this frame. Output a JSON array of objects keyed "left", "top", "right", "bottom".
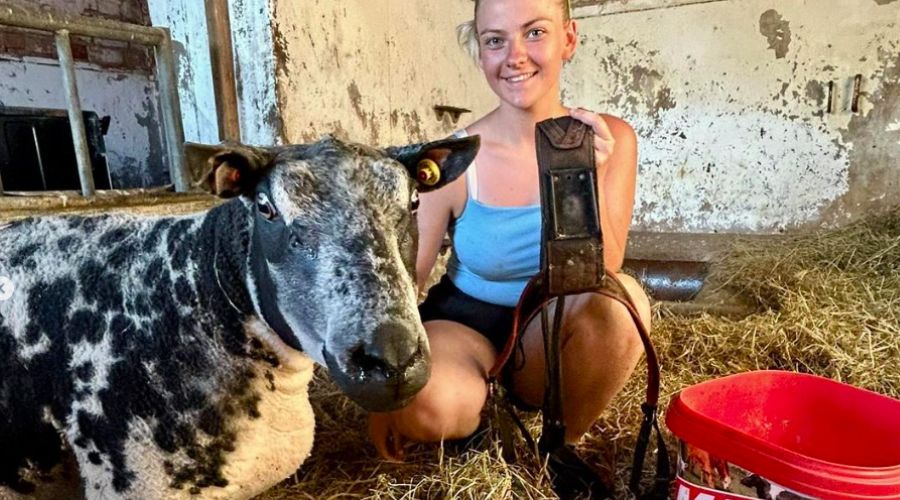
[{"left": 665, "top": 370, "right": 900, "bottom": 499}]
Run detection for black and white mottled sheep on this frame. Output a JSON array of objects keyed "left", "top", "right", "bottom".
[{"left": 0, "top": 134, "right": 478, "bottom": 499}]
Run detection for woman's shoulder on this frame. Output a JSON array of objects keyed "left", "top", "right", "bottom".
[
  {"left": 599, "top": 113, "right": 637, "bottom": 144},
  {"left": 460, "top": 108, "right": 504, "bottom": 140}
]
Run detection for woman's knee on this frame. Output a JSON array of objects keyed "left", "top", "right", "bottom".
[
  {"left": 612, "top": 272, "right": 652, "bottom": 329},
  {"left": 392, "top": 321, "right": 493, "bottom": 442},
  {"left": 394, "top": 374, "right": 486, "bottom": 442},
  {"left": 571, "top": 274, "right": 651, "bottom": 332}
]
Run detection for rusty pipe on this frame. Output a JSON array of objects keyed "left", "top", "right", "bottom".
[{"left": 205, "top": 0, "right": 241, "bottom": 142}]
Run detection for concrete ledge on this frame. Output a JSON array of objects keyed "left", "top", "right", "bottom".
[{"left": 626, "top": 230, "right": 786, "bottom": 262}]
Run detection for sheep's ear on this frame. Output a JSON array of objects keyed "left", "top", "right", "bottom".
[
  {"left": 386, "top": 135, "right": 480, "bottom": 192},
  {"left": 184, "top": 142, "right": 274, "bottom": 198}
]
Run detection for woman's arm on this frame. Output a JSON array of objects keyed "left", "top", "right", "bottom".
[{"left": 414, "top": 176, "right": 463, "bottom": 292}]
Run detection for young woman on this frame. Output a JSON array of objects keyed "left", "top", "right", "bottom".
[{"left": 368, "top": 0, "right": 651, "bottom": 461}]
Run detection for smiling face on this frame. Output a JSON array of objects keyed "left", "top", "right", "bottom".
[{"left": 476, "top": 0, "right": 577, "bottom": 111}]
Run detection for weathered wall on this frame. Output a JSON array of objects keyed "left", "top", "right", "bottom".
[
  {"left": 0, "top": 0, "right": 167, "bottom": 188},
  {"left": 229, "top": 0, "right": 280, "bottom": 145},
  {"left": 565, "top": 0, "right": 900, "bottom": 232},
  {"left": 147, "top": 0, "right": 280, "bottom": 145},
  {"left": 146, "top": 0, "right": 219, "bottom": 145},
  {"left": 143, "top": 0, "right": 899, "bottom": 233},
  {"left": 271, "top": 0, "right": 495, "bottom": 147}
]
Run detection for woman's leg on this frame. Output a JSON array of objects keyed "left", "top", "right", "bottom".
[
  {"left": 508, "top": 272, "right": 651, "bottom": 443},
  {"left": 368, "top": 319, "right": 496, "bottom": 460}
]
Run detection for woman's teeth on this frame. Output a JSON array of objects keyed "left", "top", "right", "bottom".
[{"left": 506, "top": 72, "right": 535, "bottom": 83}]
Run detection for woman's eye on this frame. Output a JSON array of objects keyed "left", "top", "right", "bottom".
[
  {"left": 410, "top": 190, "right": 420, "bottom": 213},
  {"left": 483, "top": 36, "right": 503, "bottom": 49},
  {"left": 527, "top": 28, "right": 545, "bottom": 39},
  {"left": 256, "top": 193, "right": 278, "bottom": 221}
]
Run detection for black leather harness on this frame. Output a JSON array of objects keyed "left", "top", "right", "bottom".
[{"left": 488, "top": 116, "right": 670, "bottom": 499}]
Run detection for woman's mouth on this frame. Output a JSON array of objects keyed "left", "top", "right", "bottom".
[{"left": 503, "top": 71, "right": 537, "bottom": 84}]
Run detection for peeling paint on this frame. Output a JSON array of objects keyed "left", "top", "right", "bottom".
[
  {"left": 759, "top": 9, "right": 792, "bottom": 59},
  {"left": 822, "top": 47, "right": 900, "bottom": 222},
  {"left": 148, "top": 0, "right": 280, "bottom": 146},
  {"left": 134, "top": 96, "right": 167, "bottom": 187},
  {"left": 804, "top": 80, "right": 825, "bottom": 108},
  {"left": 147, "top": 0, "right": 218, "bottom": 144},
  {"left": 565, "top": 0, "right": 898, "bottom": 232},
  {"left": 269, "top": 0, "right": 494, "bottom": 147}
]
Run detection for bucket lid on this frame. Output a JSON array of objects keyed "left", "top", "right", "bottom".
[{"left": 666, "top": 370, "right": 900, "bottom": 500}]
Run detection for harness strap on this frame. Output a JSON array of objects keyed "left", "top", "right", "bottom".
[
  {"left": 490, "top": 270, "right": 669, "bottom": 497},
  {"left": 487, "top": 116, "right": 670, "bottom": 497}
]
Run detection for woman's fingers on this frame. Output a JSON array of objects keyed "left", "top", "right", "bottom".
[
  {"left": 568, "top": 107, "right": 615, "bottom": 166},
  {"left": 569, "top": 107, "right": 613, "bottom": 141},
  {"left": 368, "top": 413, "right": 406, "bottom": 462}
]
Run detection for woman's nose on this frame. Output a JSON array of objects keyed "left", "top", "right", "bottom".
[{"left": 505, "top": 37, "right": 527, "bottom": 67}]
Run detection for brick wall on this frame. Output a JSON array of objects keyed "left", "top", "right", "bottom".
[{"left": 0, "top": 0, "right": 153, "bottom": 73}]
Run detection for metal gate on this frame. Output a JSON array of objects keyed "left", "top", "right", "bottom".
[{"left": 0, "top": 2, "right": 190, "bottom": 196}]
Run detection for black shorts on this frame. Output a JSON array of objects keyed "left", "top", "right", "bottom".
[{"left": 418, "top": 275, "right": 515, "bottom": 352}]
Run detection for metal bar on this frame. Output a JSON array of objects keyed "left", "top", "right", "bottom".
[
  {"left": 0, "top": 2, "right": 163, "bottom": 45},
  {"left": 205, "top": 0, "right": 241, "bottom": 141},
  {"left": 55, "top": 29, "right": 96, "bottom": 197},
  {"left": 31, "top": 126, "right": 48, "bottom": 189},
  {"left": 155, "top": 30, "right": 190, "bottom": 193},
  {"left": 827, "top": 81, "right": 835, "bottom": 114}
]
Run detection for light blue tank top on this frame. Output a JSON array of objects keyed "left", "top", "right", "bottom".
[{"left": 446, "top": 131, "right": 541, "bottom": 307}]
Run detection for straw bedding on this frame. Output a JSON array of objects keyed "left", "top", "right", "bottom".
[{"left": 262, "top": 208, "right": 900, "bottom": 499}]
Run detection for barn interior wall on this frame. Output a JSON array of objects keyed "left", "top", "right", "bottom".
[
  {"left": 269, "top": 0, "right": 497, "bottom": 147},
  {"left": 147, "top": 0, "right": 280, "bottom": 146},
  {"left": 149, "top": 0, "right": 899, "bottom": 234},
  {"left": 0, "top": 0, "right": 169, "bottom": 189},
  {"left": 566, "top": 0, "right": 900, "bottom": 232}
]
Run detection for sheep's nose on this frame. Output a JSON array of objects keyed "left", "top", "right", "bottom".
[{"left": 352, "top": 321, "right": 420, "bottom": 378}]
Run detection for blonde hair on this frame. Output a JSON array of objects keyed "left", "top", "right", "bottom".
[{"left": 456, "top": 0, "right": 572, "bottom": 61}]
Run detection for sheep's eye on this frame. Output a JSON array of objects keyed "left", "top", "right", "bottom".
[
  {"left": 256, "top": 192, "right": 278, "bottom": 221},
  {"left": 410, "top": 190, "right": 420, "bottom": 214}
]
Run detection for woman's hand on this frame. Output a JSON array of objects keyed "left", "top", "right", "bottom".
[
  {"left": 569, "top": 107, "right": 616, "bottom": 169},
  {"left": 368, "top": 412, "right": 407, "bottom": 462}
]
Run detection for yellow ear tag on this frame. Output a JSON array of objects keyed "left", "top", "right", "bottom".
[{"left": 416, "top": 159, "right": 441, "bottom": 186}]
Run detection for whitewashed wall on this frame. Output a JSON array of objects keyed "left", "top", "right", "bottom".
[
  {"left": 566, "top": 0, "right": 900, "bottom": 232},
  {"left": 147, "top": 0, "right": 279, "bottom": 145},
  {"left": 149, "top": 0, "right": 900, "bottom": 233},
  {"left": 229, "top": 0, "right": 280, "bottom": 145},
  {"left": 270, "top": 0, "right": 495, "bottom": 147},
  {"left": 147, "top": 0, "right": 219, "bottom": 144}
]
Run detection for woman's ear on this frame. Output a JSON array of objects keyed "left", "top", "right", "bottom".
[{"left": 563, "top": 19, "right": 578, "bottom": 61}]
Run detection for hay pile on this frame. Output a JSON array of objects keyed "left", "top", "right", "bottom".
[{"left": 262, "top": 209, "right": 900, "bottom": 499}]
